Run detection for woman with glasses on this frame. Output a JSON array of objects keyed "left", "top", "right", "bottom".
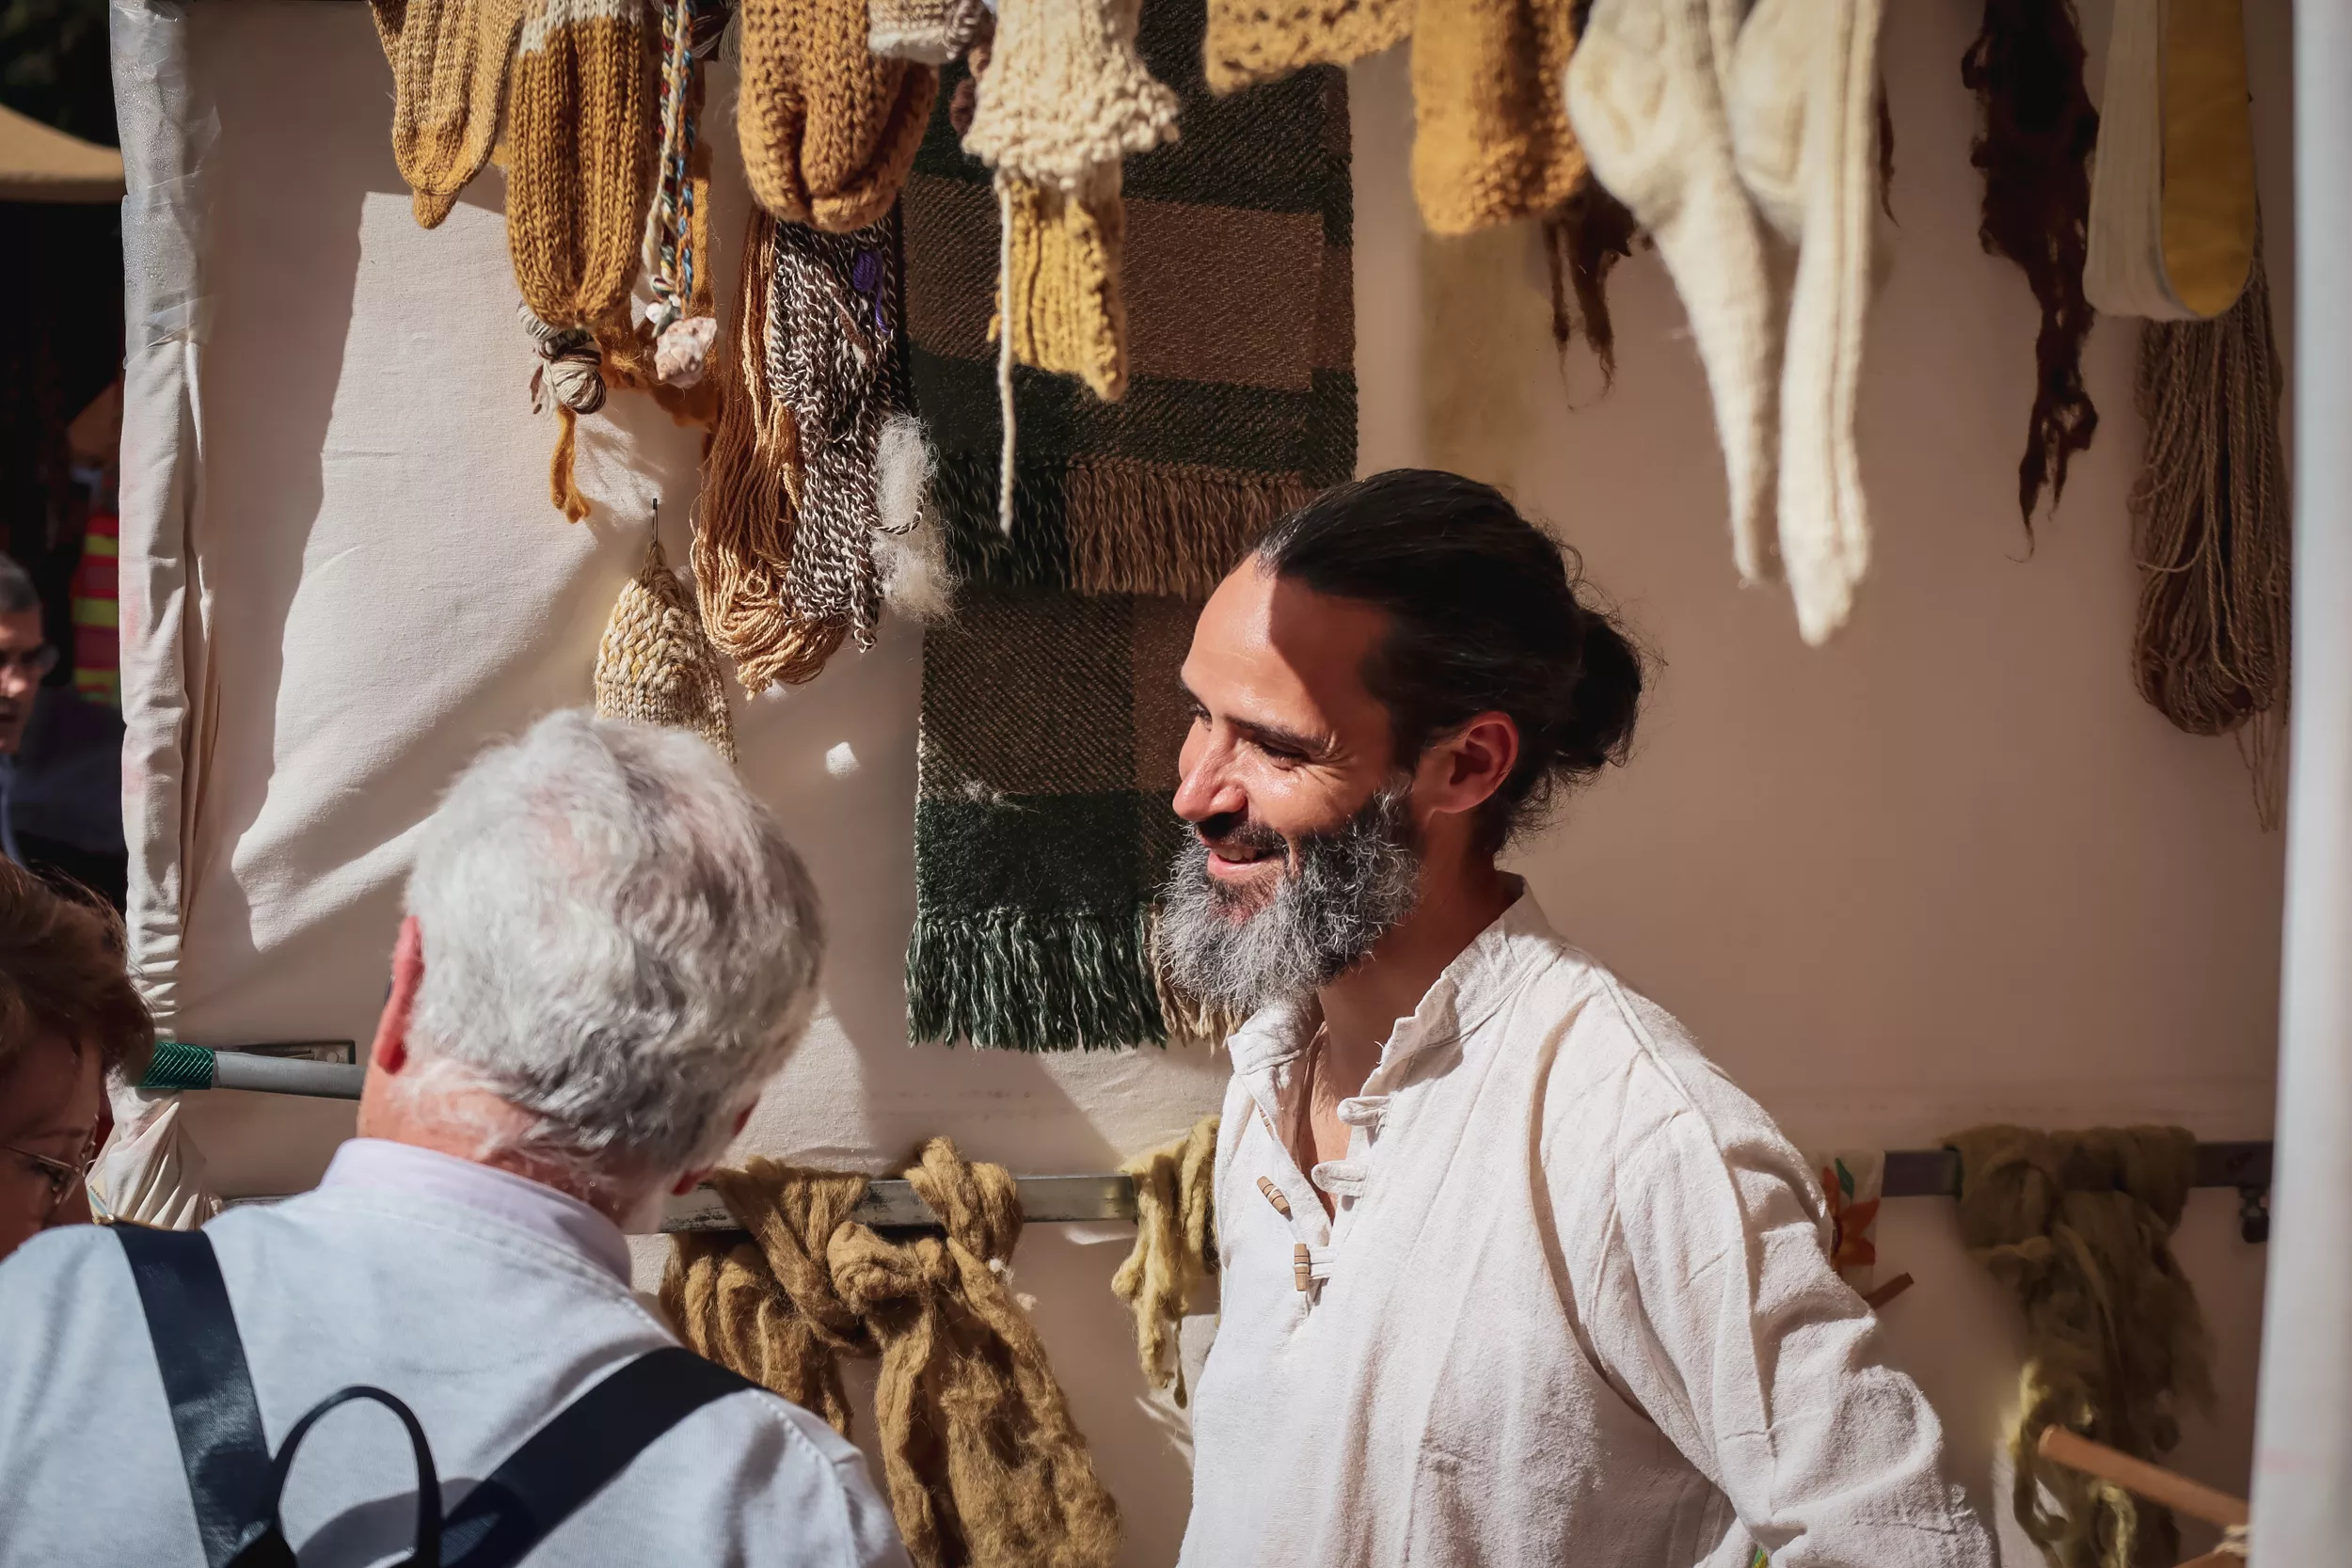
[{"left": 0, "top": 857, "right": 152, "bottom": 1261}]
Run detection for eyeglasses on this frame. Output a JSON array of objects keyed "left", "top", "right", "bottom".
[
  {"left": 5, "top": 1131, "right": 98, "bottom": 1226},
  {"left": 0, "top": 645, "right": 59, "bottom": 680}
]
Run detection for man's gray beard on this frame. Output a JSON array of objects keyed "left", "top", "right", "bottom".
[{"left": 1157, "top": 784, "right": 1422, "bottom": 1017}]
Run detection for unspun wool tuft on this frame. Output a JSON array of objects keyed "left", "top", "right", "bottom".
[
  {"left": 1111, "top": 1116, "right": 1219, "bottom": 1405},
  {"left": 873, "top": 412, "right": 960, "bottom": 623}
]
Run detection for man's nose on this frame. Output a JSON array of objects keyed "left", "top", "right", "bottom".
[{"left": 1173, "top": 745, "right": 1246, "bottom": 826}]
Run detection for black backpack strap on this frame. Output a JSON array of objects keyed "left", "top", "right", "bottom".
[
  {"left": 439, "top": 1347, "right": 758, "bottom": 1568},
  {"left": 115, "top": 1225, "right": 273, "bottom": 1568}
]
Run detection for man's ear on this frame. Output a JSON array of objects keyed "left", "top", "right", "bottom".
[
  {"left": 1417, "top": 711, "right": 1519, "bottom": 821},
  {"left": 369, "top": 915, "right": 424, "bottom": 1075}
]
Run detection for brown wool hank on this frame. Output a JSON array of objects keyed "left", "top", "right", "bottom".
[
  {"left": 1111, "top": 1115, "right": 1218, "bottom": 1404},
  {"left": 665, "top": 1141, "right": 1121, "bottom": 1568},
  {"left": 2128, "top": 222, "right": 2290, "bottom": 827},
  {"left": 1962, "top": 0, "right": 2102, "bottom": 535}
]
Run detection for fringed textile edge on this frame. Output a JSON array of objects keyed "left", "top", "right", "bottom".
[
  {"left": 907, "top": 905, "right": 1168, "bottom": 1051},
  {"left": 1067, "top": 458, "right": 1311, "bottom": 599}
]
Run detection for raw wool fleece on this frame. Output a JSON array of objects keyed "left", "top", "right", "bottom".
[
  {"left": 1567, "top": 0, "right": 1883, "bottom": 645},
  {"left": 1111, "top": 1115, "right": 1217, "bottom": 1405},
  {"left": 1201, "top": 0, "right": 1410, "bottom": 96},
  {"left": 1949, "top": 1126, "right": 2214, "bottom": 1568},
  {"left": 368, "top": 0, "right": 525, "bottom": 228},
  {"left": 594, "top": 537, "right": 737, "bottom": 762},
  {"left": 664, "top": 1143, "right": 1122, "bottom": 1568},
  {"left": 737, "top": 0, "right": 938, "bottom": 233},
  {"left": 900, "top": 0, "right": 1355, "bottom": 1049}
]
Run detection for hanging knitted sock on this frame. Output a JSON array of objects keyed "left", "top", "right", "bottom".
[
  {"left": 1202, "top": 0, "right": 1411, "bottom": 96},
  {"left": 1111, "top": 1116, "right": 1218, "bottom": 1405},
  {"left": 1730, "top": 0, "right": 1883, "bottom": 644},
  {"left": 868, "top": 0, "right": 989, "bottom": 64},
  {"left": 1568, "top": 0, "right": 1779, "bottom": 585},
  {"left": 595, "top": 534, "right": 738, "bottom": 761},
  {"left": 370, "top": 0, "right": 528, "bottom": 227},
  {"left": 508, "top": 0, "right": 657, "bottom": 330},
  {"left": 1410, "top": 0, "right": 1585, "bottom": 236},
  {"left": 738, "top": 0, "right": 938, "bottom": 233}
]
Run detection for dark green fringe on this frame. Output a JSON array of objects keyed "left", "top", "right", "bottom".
[{"left": 907, "top": 906, "right": 1168, "bottom": 1052}]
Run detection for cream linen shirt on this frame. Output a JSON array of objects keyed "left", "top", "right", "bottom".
[{"left": 1179, "top": 892, "right": 1993, "bottom": 1568}]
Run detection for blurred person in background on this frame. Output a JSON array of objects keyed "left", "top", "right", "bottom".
[
  {"left": 0, "top": 551, "right": 124, "bottom": 908},
  {"left": 0, "top": 855, "right": 152, "bottom": 1261}
]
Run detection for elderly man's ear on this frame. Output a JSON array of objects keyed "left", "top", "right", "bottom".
[
  {"left": 671, "top": 1103, "right": 756, "bottom": 1196},
  {"left": 371, "top": 915, "right": 425, "bottom": 1076}
]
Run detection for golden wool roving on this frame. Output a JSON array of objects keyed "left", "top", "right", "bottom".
[
  {"left": 369, "top": 0, "right": 527, "bottom": 228},
  {"left": 1111, "top": 1116, "right": 1218, "bottom": 1405},
  {"left": 1202, "top": 0, "right": 1412, "bottom": 96},
  {"left": 1410, "top": 0, "right": 1585, "bottom": 235},
  {"left": 594, "top": 536, "right": 737, "bottom": 762},
  {"left": 737, "top": 0, "right": 938, "bottom": 232},
  {"left": 507, "top": 0, "right": 657, "bottom": 331}
]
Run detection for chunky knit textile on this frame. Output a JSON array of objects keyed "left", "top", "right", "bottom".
[
  {"left": 594, "top": 537, "right": 738, "bottom": 760},
  {"left": 1568, "top": 0, "right": 1883, "bottom": 644},
  {"left": 961, "top": 0, "right": 1178, "bottom": 193},
  {"left": 902, "top": 0, "right": 1355, "bottom": 1049},
  {"left": 508, "top": 0, "right": 656, "bottom": 330},
  {"left": 369, "top": 0, "right": 526, "bottom": 227},
  {"left": 738, "top": 0, "right": 938, "bottom": 233},
  {"left": 1409, "top": 0, "right": 1583, "bottom": 235},
  {"left": 665, "top": 1142, "right": 1123, "bottom": 1568},
  {"left": 998, "top": 170, "right": 1130, "bottom": 401},
  {"left": 1201, "top": 0, "right": 1410, "bottom": 96}
]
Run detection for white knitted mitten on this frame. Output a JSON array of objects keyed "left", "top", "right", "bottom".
[
  {"left": 961, "top": 0, "right": 1180, "bottom": 191},
  {"left": 1729, "top": 0, "right": 1882, "bottom": 644},
  {"left": 1566, "top": 0, "right": 1778, "bottom": 587}
]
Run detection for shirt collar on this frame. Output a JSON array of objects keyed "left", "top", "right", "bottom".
[
  {"left": 319, "top": 1138, "right": 633, "bottom": 1283},
  {"left": 1225, "top": 882, "right": 1562, "bottom": 1075}
]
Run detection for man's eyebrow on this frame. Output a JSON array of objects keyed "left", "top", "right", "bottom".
[{"left": 1180, "top": 679, "right": 1333, "bottom": 758}]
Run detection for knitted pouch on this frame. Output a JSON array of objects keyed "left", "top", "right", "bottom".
[
  {"left": 737, "top": 0, "right": 939, "bottom": 233},
  {"left": 594, "top": 537, "right": 738, "bottom": 762},
  {"left": 1409, "top": 0, "right": 1585, "bottom": 235},
  {"left": 960, "top": 0, "right": 1178, "bottom": 193}
]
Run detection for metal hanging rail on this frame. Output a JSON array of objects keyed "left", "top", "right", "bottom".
[{"left": 177, "top": 1047, "right": 2275, "bottom": 1238}]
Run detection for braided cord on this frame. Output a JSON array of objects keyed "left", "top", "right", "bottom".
[{"left": 644, "top": 0, "right": 700, "bottom": 333}]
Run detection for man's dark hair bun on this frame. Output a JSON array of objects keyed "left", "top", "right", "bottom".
[{"left": 1255, "top": 468, "right": 1648, "bottom": 849}]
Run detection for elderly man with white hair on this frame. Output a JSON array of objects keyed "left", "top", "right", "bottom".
[{"left": 0, "top": 711, "right": 908, "bottom": 1567}]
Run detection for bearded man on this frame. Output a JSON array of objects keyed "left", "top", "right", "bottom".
[{"left": 1162, "top": 470, "right": 1992, "bottom": 1568}]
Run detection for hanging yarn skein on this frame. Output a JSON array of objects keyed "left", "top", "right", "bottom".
[
  {"left": 1962, "top": 0, "right": 2101, "bottom": 536},
  {"left": 665, "top": 1141, "right": 1123, "bottom": 1568},
  {"left": 1111, "top": 1116, "right": 1218, "bottom": 1405},
  {"left": 1949, "top": 1126, "right": 2215, "bottom": 1568},
  {"left": 2129, "top": 221, "right": 2290, "bottom": 827}
]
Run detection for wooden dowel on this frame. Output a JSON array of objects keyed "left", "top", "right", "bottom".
[{"left": 2038, "top": 1428, "right": 2249, "bottom": 1528}]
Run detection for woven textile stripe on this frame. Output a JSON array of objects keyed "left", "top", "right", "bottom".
[{"left": 904, "top": 0, "right": 1354, "bottom": 1050}]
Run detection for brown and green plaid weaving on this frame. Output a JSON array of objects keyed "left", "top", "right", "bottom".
[{"left": 903, "top": 0, "right": 1356, "bottom": 1050}]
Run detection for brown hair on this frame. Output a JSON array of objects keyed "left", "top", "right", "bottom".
[{"left": 0, "top": 860, "right": 154, "bottom": 1080}]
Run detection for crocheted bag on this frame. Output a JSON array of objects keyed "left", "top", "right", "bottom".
[{"left": 594, "top": 537, "right": 738, "bottom": 762}]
